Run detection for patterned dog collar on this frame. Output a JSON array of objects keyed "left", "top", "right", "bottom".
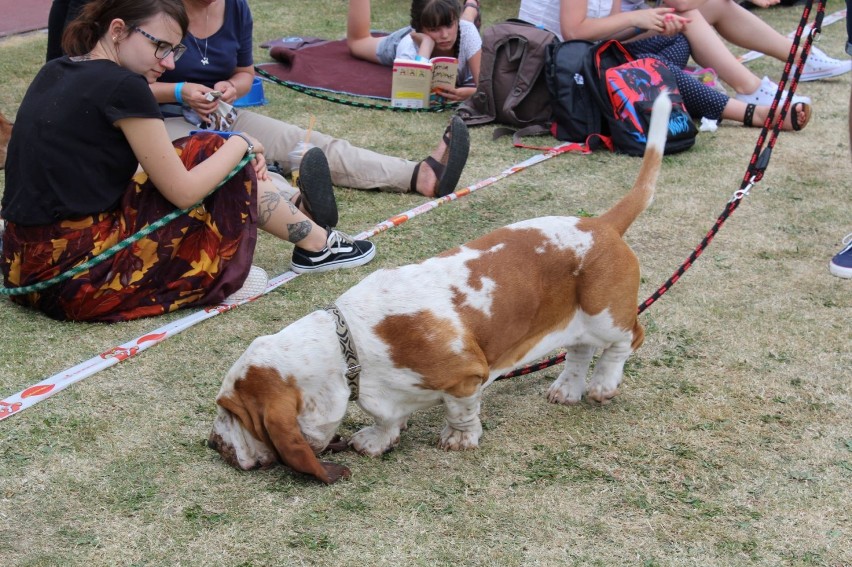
[{"left": 324, "top": 304, "right": 361, "bottom": 401}]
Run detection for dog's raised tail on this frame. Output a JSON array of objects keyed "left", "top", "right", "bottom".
[{"left": 598, "top": 91, "right": 672, "bottom": 236}]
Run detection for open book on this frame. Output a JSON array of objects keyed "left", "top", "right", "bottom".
[{"left": 390, "top": 56, "right": 458, "bottom": 108}]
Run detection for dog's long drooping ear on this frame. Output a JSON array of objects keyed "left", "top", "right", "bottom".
[
  {"left": 0, "top": 111, "right": 12, "bottom": 169},
  {"left": 225, "top": 366, "right": 350, "bottom": 484}
]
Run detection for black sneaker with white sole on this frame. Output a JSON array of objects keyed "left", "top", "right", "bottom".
[{"left": 290, "top": 230, "right": 376, "bottom": 274}]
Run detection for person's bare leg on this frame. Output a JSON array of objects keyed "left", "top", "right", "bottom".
[
  {"left": 256, "top": 178, "right": 328, "bottom": 251},
  {"left": 699, "top": 0, "right": 793, "bottom": 61},
  {"left": 413, "top": 137, "right": 448, "bottom": 197},
  {"left": 680, "top": 8, "right": 761, "bottom": 94},
  {"left": 461, "top": 0, "right": 480, "bottom": 26},
  {"left": 347, "top": 0, "right": 384, "bottom": 63}
]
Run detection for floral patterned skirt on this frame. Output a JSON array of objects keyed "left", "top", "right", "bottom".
[{"left": 1, "top": 134, "right": 258, "bottom": 322}]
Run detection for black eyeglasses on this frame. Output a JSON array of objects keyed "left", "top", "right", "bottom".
[{"left": 131, "top": 26, "right": 187, "bottom": 61}]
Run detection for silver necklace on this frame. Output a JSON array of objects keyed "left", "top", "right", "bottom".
[{"left": 191, "top": 8, "right": 210, "bottom": 65}]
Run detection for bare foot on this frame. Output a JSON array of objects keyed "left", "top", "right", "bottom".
[
  {"left": 412, "top": 116, "right": 469, "bottom": 198},
  {"left": 414, "top": 138, "right": 448, "bottom": 197},
  {"left": 461, "top": 0, "right": 481, "bottom": 29}
]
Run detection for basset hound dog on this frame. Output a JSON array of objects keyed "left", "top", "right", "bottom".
[{"left": 209, "top": 93, "right": 674, "bottom": 484}]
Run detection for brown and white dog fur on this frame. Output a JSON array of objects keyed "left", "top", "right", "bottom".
[{"left": 209, "top": 94, "right": 673, "bottom": 484}]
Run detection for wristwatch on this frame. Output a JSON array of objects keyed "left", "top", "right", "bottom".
[{"left": 233, "top": 132, "right": 254, "bottom": 155}]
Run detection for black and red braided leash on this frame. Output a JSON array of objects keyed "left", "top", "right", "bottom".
[{"left": 497, "top": 0, "right": 826, "bottom": 382}]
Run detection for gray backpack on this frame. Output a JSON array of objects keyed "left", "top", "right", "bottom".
[{"left": 457, "top": 19, "right": 558, "bottom": 131}]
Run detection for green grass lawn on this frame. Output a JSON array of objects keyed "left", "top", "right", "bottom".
[{"left": 1, "top": 0, "right": 850, "bottom": 565}]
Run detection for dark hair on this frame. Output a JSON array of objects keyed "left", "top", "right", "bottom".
[
  {"left": 62, "top": 0, "right": 189, "bottom": 56},
  {"left": 410, "top": 0, "right": 460, "bottom": 32}
]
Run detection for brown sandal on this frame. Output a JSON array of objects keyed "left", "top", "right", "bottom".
[{"left": 409, "top": 115, "right": 470, "bottom": 197}]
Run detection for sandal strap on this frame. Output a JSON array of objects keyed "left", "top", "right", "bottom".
[
  {"left": 743, "top": 103, "right": 756, "bottom": 127},
  {"left": 790, "top": 101, "right": 810, "bottom": 131},
  {"left": 410, "top": 157, "right": 446, "bottom": 194},
  {"left": 442, "top": 123, "right": 452, "bottom": 147},
  {"left": 410, "top": 162, "right": 421, "bottom": 193},
  {"left": 423, "top": 156, "right": 445, "bottom": 179}
]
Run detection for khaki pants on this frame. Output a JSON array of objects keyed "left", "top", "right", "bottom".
[{"left": 165, "top": 110, "right": 415, "bottom": 193}]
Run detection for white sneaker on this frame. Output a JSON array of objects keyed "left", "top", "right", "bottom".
[
  {"left": 798, "top": 46, "right": 852, "bottom": 82},
  {"left": 223, "top": 265, "right": 269, "bottom": 303},
  {"left": 735, "top": 76, "right": 811, "bottom": 107}
]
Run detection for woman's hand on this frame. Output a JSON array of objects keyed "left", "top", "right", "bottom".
[
  {"left": 433, "top": 85, "right": 475, "bottom": 103},
  {"left": 180, "top": 82, "right": 220, "bottom": 124},
  {"left": 631, "top": 7, "right": 688, "bottom": 34},
  {"left": 239, "top": 133, "right": 269, "bottom": 181},
  {"left": 661, "top": 12, "right": 690, "bottom": 35},
  {"left": 410, "top": 31, "right": 436, "bottom": 59},
  {"left": 213, "top": 80, "right": 239, "bottom": 104}
]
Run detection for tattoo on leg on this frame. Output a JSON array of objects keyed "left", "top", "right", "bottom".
[
  {"left": 258, "top": 189, "right": 300, "bottom": 227},
  {"left": 287, "top": 220, "right": 313, "bottom": 243}
]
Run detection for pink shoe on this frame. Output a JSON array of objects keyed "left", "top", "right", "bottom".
[{"left": 684, "top": 66, "right": 726, "bottom": 94}]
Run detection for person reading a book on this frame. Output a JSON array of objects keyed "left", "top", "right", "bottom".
[
  {"left": 518, "top": 0, "right": 812, "bottom": 131},
  {"left": 1, "top": 0, "right": 376, "bottom": 322},
  {"left": 152, "top": 0, "right": 470, "bottom": 199},
  {"left": 347, "top": 0, "right": 483, "bottom": 103}
]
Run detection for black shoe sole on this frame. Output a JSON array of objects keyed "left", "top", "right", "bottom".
[
  {"left": 437, "top": 115, "right": 470, "bottom": 197},
  {"left": 298, "top": 147, "right": 339, "bottom": 229}
]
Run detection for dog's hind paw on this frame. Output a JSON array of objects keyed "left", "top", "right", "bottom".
[
  {"left": 586, "top": 386, "right": 620, "bottom": 404},
  {"left": 546, "top": 382, "right": 584, "bottom": 405},
  {"left": 438, "top": 425, "right": 481, "bottom": 451},
  {"left": 350, "top": 426, "right": 399, "bottom": 457}
]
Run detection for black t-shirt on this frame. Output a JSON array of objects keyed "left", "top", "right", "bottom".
[{"left": 1, "top": 57, "right": 163, "bottom": 226}]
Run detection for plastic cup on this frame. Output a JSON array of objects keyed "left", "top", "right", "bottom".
[{"left": 288, "top": 141, "right": 315, "bottom": 187}]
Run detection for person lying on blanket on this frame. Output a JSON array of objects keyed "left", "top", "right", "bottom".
[
  {"left": 347, "top": 0, "right": 483, "bottom": 103},
  {"left": 1, "top": 0, "right": 375, "bottom": 323},
  {"left": 151, "top": 0, "right": 471, "bottom": 199}
]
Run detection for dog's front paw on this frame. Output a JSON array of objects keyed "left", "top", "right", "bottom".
[
  {"left": 547, "top": 381, "right": 584, "bottom": 405},
  {"left": 350, "top": 426, "right": 399, "bottom": 457},
  {"left": 586, "top": 385, "right": 620, "bottom": 404},
  {"left": 438, "top": 424, "right": 482, "bottom": 451}
]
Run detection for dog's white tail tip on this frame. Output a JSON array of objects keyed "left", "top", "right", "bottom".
[{"left": 646, "top": 90, "right": 672, "bottom": 156}]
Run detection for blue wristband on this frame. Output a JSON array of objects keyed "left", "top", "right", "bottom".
[
  {"left": 174, "top": 82, "right": 185, "bottom": 104},
  {"left": 415, "top": 55, "right": 428, "bottom": 63}
]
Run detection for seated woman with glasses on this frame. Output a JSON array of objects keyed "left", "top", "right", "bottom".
[{"left": 1, "top": 0, "right": 375, "bottom": 323}]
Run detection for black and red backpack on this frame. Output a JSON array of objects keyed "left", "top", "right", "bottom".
[{"left": 546, "top": 39, "right": 698, "bottom": 156}]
